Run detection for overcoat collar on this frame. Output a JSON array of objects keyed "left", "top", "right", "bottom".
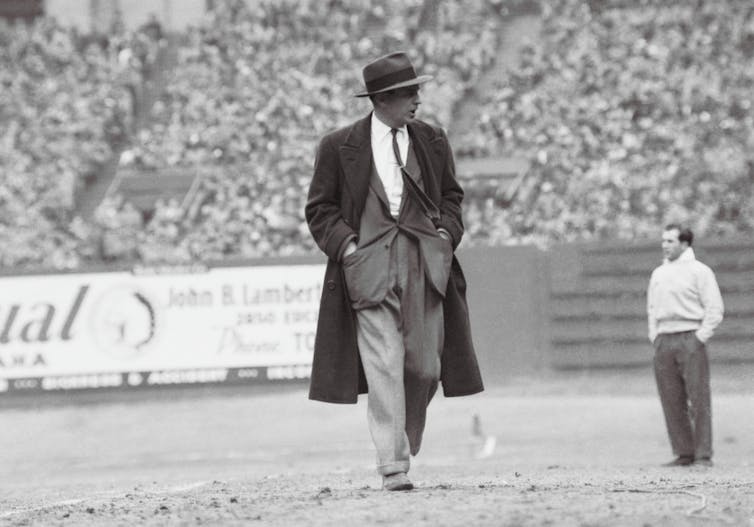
[
  {"left": 338, "top": 113, "right": 444, "bottom": 218},
  {"left": 338, "top": 115, "right": 372, "bottom": 220}
]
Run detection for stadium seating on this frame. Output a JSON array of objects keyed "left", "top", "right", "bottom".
[
  {"left": 107, "top": 0, "right": 504, "bottom": 262},
  {"left": 0, "top": 14, "right": 162, "bottom": 267},
  {"left": 2, "top": 0, "right": 753, "bottom": 268},
  {"left": 458, "top": 0, "right": 754, "bottom": 246}
]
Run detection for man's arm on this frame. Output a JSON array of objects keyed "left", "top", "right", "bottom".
[
  {"left": 305, "top": 135, "right": 357, "bottom": 261},
  {"left": 435, "top": 129, "right": 464, "bottom": 249},
  {"left": 647, "top": 273, "right": 658, "bottom": 343},
  {"left": 695, "top": 265, "right": 724, "bottom": 343}
]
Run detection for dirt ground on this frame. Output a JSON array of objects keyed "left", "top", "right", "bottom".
[{"left": 1, "top": 365, "right": 753, "bottom": 527}]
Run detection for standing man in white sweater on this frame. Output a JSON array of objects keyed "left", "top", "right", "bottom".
[{"left": 647, "top": 224, "right": 724, "bottom": 467}]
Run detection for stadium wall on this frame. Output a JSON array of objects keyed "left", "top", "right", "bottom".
[
  {"left": 1, "top": 240, "right": 752, "bottom": 396},
  {"left": 548, "top": 238, "right": 754, "bottom": 370},
  {"left": 459, "top": 246, "right": 549, "bottom": 383}
]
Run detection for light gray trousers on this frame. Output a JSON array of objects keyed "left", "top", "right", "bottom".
[{"left": 355, "top": 233, "right": 444, "bottom": 476}]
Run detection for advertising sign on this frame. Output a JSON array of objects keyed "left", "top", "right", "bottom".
[{"left": 0, "top": 264, "right": 324, "bottom": 394}]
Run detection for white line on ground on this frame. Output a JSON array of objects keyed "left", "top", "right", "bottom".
[
  {"left": 157, "top": 480, "right": 214, "bottom": 494},
  {"left": 0, "top": 480, "right": 214, "bottom": 518},
  {"left": 0, "top": 498, "right": 84, "bottom": 518}
]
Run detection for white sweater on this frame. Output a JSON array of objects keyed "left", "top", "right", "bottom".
[{"left": 647, "top": 248, "right": 724, "bottom": 343}]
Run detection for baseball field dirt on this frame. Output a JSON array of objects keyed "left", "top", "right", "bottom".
[{"left": 1, "top": 365, "right": 753, "bottom": 526}]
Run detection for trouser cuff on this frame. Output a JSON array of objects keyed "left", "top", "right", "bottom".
[{"left": 377, "top": 460, "right": 410, "bottom": 476}]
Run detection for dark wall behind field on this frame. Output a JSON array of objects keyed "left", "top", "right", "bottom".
[
  {"left": 457, "top": 246, "right": 549, "bottom": 384},
  {"left": 459, "top": 239, "right": 754, "bottom": 382},
  {"left": 4, "top": 239, "right": 750, "bottom": 389}
]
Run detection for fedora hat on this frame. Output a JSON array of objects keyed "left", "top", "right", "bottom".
[{"left": 354, "top": 51, "right": 432, "bottom": 97}]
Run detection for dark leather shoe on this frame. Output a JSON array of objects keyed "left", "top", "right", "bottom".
[
  {"left": 382, "top": 472, "right": 414, "bottom": 491},
  {"left": 663, "top": 456, "right": 694, "bottom": 466},
  {"left": 694, "top": 457, "right": 713, "bottom": 467}
]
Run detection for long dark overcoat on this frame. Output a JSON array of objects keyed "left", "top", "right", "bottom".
[{"left": 305, "top": 113, "right": 484, "bottom": 403}]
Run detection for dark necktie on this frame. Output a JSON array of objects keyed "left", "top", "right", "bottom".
[
  {"left": 391, "top": 128, "right": 404, "bottom": 168},
  {"left": 390, "top": 128, "right": 441, "bottom": 226}
]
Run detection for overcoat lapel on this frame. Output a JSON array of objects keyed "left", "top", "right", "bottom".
[
  {"left": 407, "top": 122, "right": 443, "bottom": 204},
  {"left": 338, "top": 117, "right": 446, "bottom": 216},
  {"left": 369, "top": 173, "right": 391, "bottom": 211},
  {"left": 338, "top": 115, "right": 373, "bottom": 223}
]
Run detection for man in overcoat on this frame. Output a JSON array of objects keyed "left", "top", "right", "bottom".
[{"left": 305, "top": 52, "right": 483, "bottom": 491}]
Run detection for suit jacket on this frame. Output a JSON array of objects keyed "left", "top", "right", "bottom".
[
  {"left": 305, "top": 113, "right": 484, "bottom": 403},
  {"left": 341, "top": 143, "right": 453, "bottom": 309}
]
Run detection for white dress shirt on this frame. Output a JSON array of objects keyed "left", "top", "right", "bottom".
[{"left": 371, "top": 113, "right": 408, "bottom": 217}]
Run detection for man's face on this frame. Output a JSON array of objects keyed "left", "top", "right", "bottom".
[
  {"left": 375, "top": 86, "right": 421, "bottom": 128},
  {"left": 661, "top": 229, "right": 687, "bottom": 261}
]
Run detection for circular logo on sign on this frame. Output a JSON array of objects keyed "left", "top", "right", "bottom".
[{"left": 89, "top": 285, "right": 159, "bottom": 359}]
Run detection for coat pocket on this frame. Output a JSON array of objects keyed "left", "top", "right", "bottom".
[
  {"left": 421, "top": 235, "right": 453, "bottom": 297},
  {"left": 342, "top": 243, "right": 391, "bottom": 309}
]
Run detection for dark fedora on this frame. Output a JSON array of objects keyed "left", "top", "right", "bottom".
[{"left": 354, "top": 51, "right": 432, "bottom": 97}]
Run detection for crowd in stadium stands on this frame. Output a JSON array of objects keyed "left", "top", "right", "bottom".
[
  {"left": 0, "top": 13, "right": 163, "bottom": 268},
  {"left": 2, "top": 0, "right": 753, "bottom": 269},
  {"left": 457, "top": 0, "right": 754, "bottom": 246},
  {"left": 94, "top": 0, "right": 503, "bottom": 262}
]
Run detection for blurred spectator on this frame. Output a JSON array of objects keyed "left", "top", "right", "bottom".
[
  {"left": 0, "top": 14, "right": 164, "bottom": 269},
  {"left": 112, "top": 0, "right": 503, "bottom": 262},
  {"left": 5, "top": 0, "right": 753, "bottom": 269},
  {"left": 458, "top": 0, "right": 754, "bottom": 246}
]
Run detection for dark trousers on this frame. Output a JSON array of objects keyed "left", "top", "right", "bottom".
[{"left": 653, "top": 331, "right": 712, "bottom": 459}]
